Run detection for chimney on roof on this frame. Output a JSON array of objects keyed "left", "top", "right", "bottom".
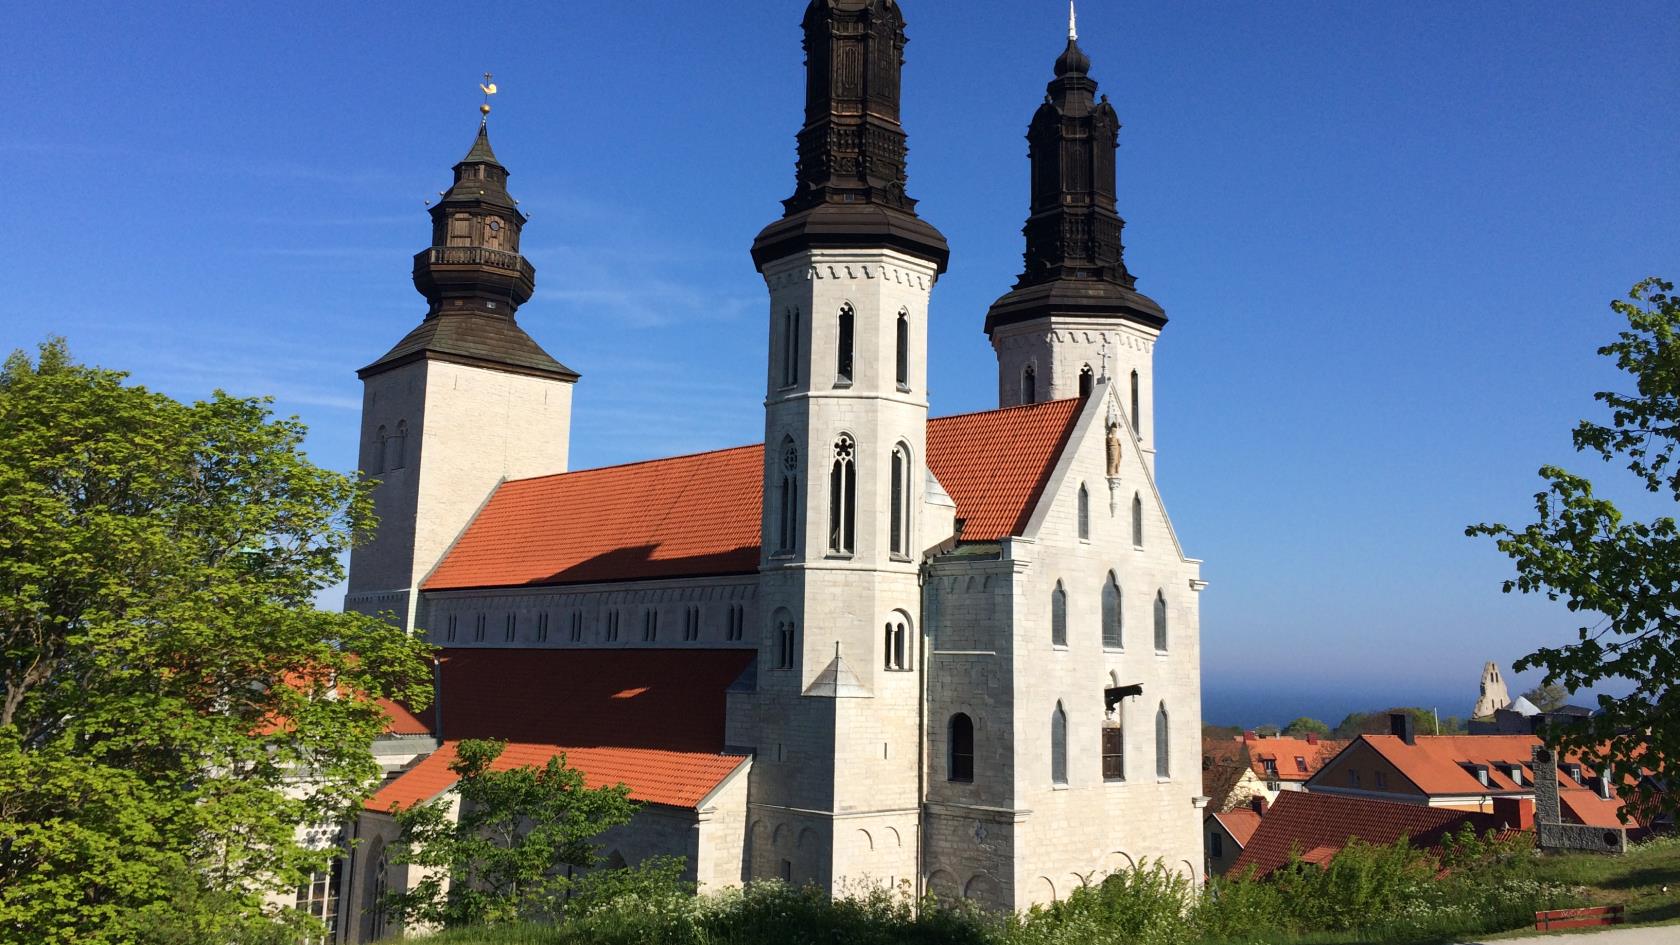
[
  {"left": 1389, "top": 711, "right": 1416, "bottom": 746},
  {"left": 1493, "top": 796, "right": 1535, "bottom": 831},
  {"left": 1306, "top": 733, "right": 1319, "bottom": 746},
  {"left": 1249, "top": 795, "right": 1269, "bottom": 816},
  {"left": 1243, "top": 730, "right": 1256, "bottom": 743}
]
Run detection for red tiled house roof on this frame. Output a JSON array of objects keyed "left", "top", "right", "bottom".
[
  {"left": 1243, "top": 735, "right": 1345, "bottom": 783},
  {"left": 1213, "top": 808, "right": 1262, "bottom": 848},
  {"left": 1229, "top": 791, "right": 1498, "bottom": 878},
  {"left": 370, "top": 648, "right": 755, "bottom": 813},
  {"left": 1355, "top": 735, "right": 1638, "bottom": 825},
  {"left": 424, "top": 399, "right": 1082, "bottom": 591},
  {"left": 369, "top": 741, "right": 746, "bottom": 813}
]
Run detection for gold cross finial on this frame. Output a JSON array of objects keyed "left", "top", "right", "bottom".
[{"left": 479, "top": 72, "right": 498, "bottom": 122}]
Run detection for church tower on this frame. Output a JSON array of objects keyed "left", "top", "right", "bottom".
[
  {"left": 346, "top": 116, "right": 578, "bottom": 631},
  {"left": 745, "top": 0, "right": 948, "bottom": 890},
  {"left": 985, "top": 14, "right": 1167, "bottom": 458}
]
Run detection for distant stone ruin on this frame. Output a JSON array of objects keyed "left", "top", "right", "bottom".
[{"left": 1471, "top": 661, "right": 1512, "bottom": 719}]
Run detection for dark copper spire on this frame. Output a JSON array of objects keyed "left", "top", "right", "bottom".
[
  {"left": 984, "top": 33, "right": 1164, "bottom": 335},
  {"left": 752, "top": 0, "right": 948, "bottom": 272},
  {"left": 361, "top": 124, "right": 576, "bottom": 381}
]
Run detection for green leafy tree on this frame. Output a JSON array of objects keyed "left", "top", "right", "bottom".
[
  {"left": 1281, "top": 717, "right": 1331, "bottom": 738},
  {"left": 386, "top": 739, "right": 645, "bottom": 928},
  {"left": 1521, "top": 682, "right": 1571, "bottom": 713},
  {"left": 0, "top": 341, "right": 433, "bottom": 945},
  {"left": 1470, "top": 278, "right": 1679, "bottom": 816}
]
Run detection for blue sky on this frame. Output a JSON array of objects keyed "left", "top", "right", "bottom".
[{"left": 3, "top": 2, "right": 1676, "bottom": 724}]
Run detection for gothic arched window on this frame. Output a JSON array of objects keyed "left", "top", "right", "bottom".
[
  {"left": 829, "top": 434, "right": 857, "bottom": 555},
  {"left": 948, "top": 713, "right": 974, "bottom": 783},
  {"left": 1154, "top": 590, "right": 1168, "bottom": 652},
  {"left": 896, "top": 310, "right": 910, "bottom": 389},
  {"left": 1022, "top": 364, "right": 1037, "bottom": 404},
  {"left": 1051, "top": 702, "right": 1069, "bottom": 785},
  {"left": 1156, "top": 702, "right": 1171, "bottom": 779},
  {"left": 1132, "top": 493, "right": 1144, "bottom": 548},
  {"left": 837, "top": 304, "right": 855, "bottom": 383},
  {"left": 1079, "top": 364, "right": 1094, "bottom": 398},
  {"left": 1051, "top": 581, "right": 1068, "bottom": 647},
  {"left": 774, "top": 609, "right": 797, "bottom": 671},
  {"left": 1102, "top": 572, "right": 1122, "bottom": 649},
  {"left": 777, "top": 438, "right": 799, "bottom": 554},
  {"left": 1131, "top": 370, "right": 1142, "bottom": 438},
  {"left": 1077, "top": 483, "right": 1091, "bottom": 540},
  {"left": 781, "top": 308, "right": 800, "bottom": 388},
  {"left": 890, "top": 443, "right": 911, "bottom": 557},
  {"left": 884, "top": 612, "right": 910, "bottom": 671}
]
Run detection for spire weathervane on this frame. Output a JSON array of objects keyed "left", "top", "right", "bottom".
[
  {"left": 1069, "top": 0, "right": 1078, "bottom": 41},
  {"left": 479, "top": 72, "right": 498, "bottom": 123}
]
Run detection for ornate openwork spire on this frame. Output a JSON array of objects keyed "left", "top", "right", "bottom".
[
  {"left": 984, "top": 29, "right": 1164, "bottom": 335},
  {"left": 752, "top": 0, "right": 948, "bottom": 272}
]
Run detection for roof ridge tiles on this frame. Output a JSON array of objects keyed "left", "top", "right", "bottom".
[{"left": 504, "top": 441, "right": 764, "bottom": 487}]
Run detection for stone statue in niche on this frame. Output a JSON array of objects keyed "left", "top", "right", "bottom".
[{"left": 1105, "top": 422, "right": 1123, "bottom": 478}]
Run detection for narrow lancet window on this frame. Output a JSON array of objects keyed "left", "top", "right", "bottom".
[
  {"left": 829, "top": 434, "right": 857, "bottom": 555},
  {"left": 1077, "top": 483, "right": 1091, "bottom": 540},
  {"left": 837, "top": 305, "right": 855, "bottom": 383},
  {"left": 1023, "top": 364, "right": 1037, "bottom": 404},
  {"left": 1156, "top": 702, "right": 1171, "bottom": 779},
  {"left": 1154, "top": 590, "right": 1168, "bottom": 652},
  {"left": 778, "top": 439, "right": 799, "bottom": 554},
  {"left": 1051, "top": 702, "right": 1068, "bottom": 785},
  {"left": 895, "top": 310, "right": 910, "bottom": 389},
  {"left": 1102, "top": 573, "right": 1122, "bottom": 649},
  {"left": 1131, "top": 370, "right": 1141, "bottom": 438},
  {"left": 782, "top": 308, "right": 800, "bottom": 387},
  {"left": 1079, "top": 364, "right": 1094, "bottom": 398},
  {"left": 1132, "top": 493, "right": 1144, "bottom": 548},
  {"left": 1051, "top": 581, "right": 1068, "bottom": 647},
  {"left": 890, "top": 443, "right": 911, "bottom": 556}
]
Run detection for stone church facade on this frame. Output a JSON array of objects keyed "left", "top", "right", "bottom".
[{"left": 326, "top": 2, "right": 1206, "bottom": 936}]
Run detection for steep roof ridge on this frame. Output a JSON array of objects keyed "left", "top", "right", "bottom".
[{"left": 499, "top": 441, "right": 763, "bottom": 489}]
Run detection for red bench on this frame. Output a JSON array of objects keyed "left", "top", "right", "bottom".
[{"left": 1535, "top": 905, "right": 1625, "bottom": 932}]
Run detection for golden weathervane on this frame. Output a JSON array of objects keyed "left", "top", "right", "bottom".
[{"left": 479, "top": 72, "right": 498, "bottom": 121}]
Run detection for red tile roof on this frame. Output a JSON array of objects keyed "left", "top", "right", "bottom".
[
  {"left": 1229, "top": 791, "right": 1498, "bottom": 878},
  {"left": 379, "top": 697, "right": 433, "bottom": 737},
  {"left": 427, "top": 648, "right": 754, "bottom": 752},
  {"left": 925, "top": 399, "right": 1082, "bottom": 542},
  {"left": 1243, "top": 735, "right": 1345, "bottom": 783},
  {"left": 424, "top": 399, "right": 1083, "bottom": 591},
  {"left": 367, "top": 740, "right": 746, "bottom": 813},
  {"left": 1213, "top": 808, "right": 1262, "bottom": 847}
]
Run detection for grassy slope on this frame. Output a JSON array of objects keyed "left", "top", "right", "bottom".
[{"left": 1528, "top": 838, "right": 1680, "bottom": 928}]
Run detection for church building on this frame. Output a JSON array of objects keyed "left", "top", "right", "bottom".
[{"left": 329, "top": 2, "right": 1205, "bottom": 937}]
